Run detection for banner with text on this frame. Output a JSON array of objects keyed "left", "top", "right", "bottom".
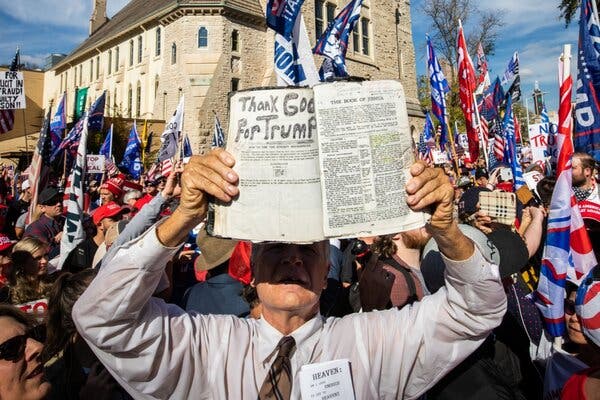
[
  {"left": 0, "top": 71, "right": 25, "bottom": 110},
  {"left": 528, "top": 122, "right": 558, "bottom": 166}
]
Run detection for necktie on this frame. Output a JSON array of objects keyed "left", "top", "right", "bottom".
[{"left": 258, "top": 336, "right": 296, "bottom": 400}]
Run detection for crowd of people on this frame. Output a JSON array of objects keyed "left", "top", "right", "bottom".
[{"left": 0, "top": 145, "right": 598, "bottom": 400}]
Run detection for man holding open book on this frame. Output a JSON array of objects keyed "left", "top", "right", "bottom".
[{"left": 73, "top": 148, "right": 506, "bottom": 399}]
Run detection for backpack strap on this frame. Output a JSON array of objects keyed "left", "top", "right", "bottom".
[{"left": 382, "top": 257, "right": 419, "bottom": 306}]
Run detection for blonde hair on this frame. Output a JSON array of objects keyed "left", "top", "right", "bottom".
[{"left": 13, "top": 236, "right": 48, "bottom": 256}]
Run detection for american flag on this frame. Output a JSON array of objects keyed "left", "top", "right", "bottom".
[
  {"left": 417, "top": 131, "right": 433, "bottom": 165},
  {"left": 0, "top": 48, "right": 20, "bottom": 134},
  {"left": 480, "top": 116, "right": 490, "bottom": 155},
  {"left": 146, "top": 162, "right": 159, "bottom": 181},
  {"left": 575, "top": 268, "right": 600, "bottom": 345},
  {"left": 475, "top": 43, "right": 491, "bottom": 94},
  {"left": 212, "top": 114, "right": 226, "bottom": 148},
  {"left": 27, "top": 108, "right": 52, "bottom": 223},
  {"left": 493, "top": 130, "right": 505, "bottom": 163},
  {"left": 104, "top": 158, "right": 120, "bottom": 177},
  {"left": 161, "top": 159, "right": 174, "bottom": 177},
  {"left": 535, "top": 46, "right": 597, "bottom": 337}
]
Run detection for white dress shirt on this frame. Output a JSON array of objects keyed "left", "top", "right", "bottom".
[{"left": 73, "top": 225, "right": 506, "bottom": 399}]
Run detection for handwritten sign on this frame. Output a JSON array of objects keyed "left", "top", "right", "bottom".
[
  {"left": 86, "top": 154, "right": 105, "bottom": 173},
  {"left": 299, "top": 359, "right": 355, "bottom": 400},
  {"left": 528, "top": 123, "right": 558, "bottom": 167},
  {"left": 432, "top": 149, "right": 448, "bottom": 165},
  {"left": 0, "top": 71, "right": 26, "bottom": 110}
]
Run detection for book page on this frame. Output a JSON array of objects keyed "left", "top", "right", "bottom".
[
  {"left": 313, "top": 80, "right": 426, "bottom": 238},
  {"left": 211, "top": 87, "right": 325, "bottom": 242}
]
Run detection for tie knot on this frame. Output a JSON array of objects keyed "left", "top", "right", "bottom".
[{"left": 277, "top": 336, "right": 296, "bottom": 358}]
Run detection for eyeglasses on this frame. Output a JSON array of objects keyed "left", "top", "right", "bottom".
[
  {"left": 0, "top": 326, "right": 45, "bottom": 362},
  {"left": 564, "top": 299, "right": 576, "bottom": 315}
]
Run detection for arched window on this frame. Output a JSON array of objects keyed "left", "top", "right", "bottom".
[
  {"left": 115, "top": 46, "right": 120, "bottom": 70},
  {"left": 136, "top": 81, "right": 142, "bottom": 118},
  {"left": 198, "top": 27, "right": 208, "bottom": 48},
  {"left": 96, "top": 56, "right": 100, "bottom": 79},
  {"left": 171, "top": 43, "right": 177, "bottom": 64},
  {"left": 127, "top": 84, "right": 133, "bottom": 118},
  {"left": 138, "top": 35, "right": 143, "bottom": 63},
  {"left": 108, "top": 50, "right": 112, "bottom": 74},
  {"left": 129, "top": 40, "right": 134, "bottom": 66},
  {"left": 231, "top": 30, "right": 239, "bottom": 52},
  {"left": 155, "top": 28, "right": 161, "bottom": 56}
]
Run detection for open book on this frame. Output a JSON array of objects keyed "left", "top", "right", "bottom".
[{"left": 209, "top": 80, "right": 426, "bottom": 243}]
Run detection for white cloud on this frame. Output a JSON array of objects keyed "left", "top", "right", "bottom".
[{"left": 20, "top": 53, "right": 49, "bottom": 68}]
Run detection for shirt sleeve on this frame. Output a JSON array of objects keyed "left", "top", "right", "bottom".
[
  {"left": 329, "top": 246, "right": 507, "bottom": 399},
  {"left": 72, "top": 224, "right": 224, "bottom": 399}
]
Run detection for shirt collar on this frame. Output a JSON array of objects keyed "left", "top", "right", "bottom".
[{"left": 256, "top": 313, "right": 324, "bottom": 365}]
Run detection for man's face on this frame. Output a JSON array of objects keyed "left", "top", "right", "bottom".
[
  {"left": 145, "top": 185, "right": 158, "bottom": 196},
  {"left": 100, "top": 217, "right": 117, "bottom": 234},
  {"left": 476, "top": 176, "right": 488, "bottom": 187},
  {"left": 41, "top": 201, "right": 62, "bottom": 218},
  {"left": 572, "top": 158, "right": 590, "bottom": 187},
  {"left": 252, "top": 242, "right": 329, "bottom": 315},
  {"left": 99, "top": 189, "right": 114, "bottom": 204}
]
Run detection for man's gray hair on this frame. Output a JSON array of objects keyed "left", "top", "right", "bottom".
[{"left": 123, "top": 190, "right": 143, "bottom": 204}]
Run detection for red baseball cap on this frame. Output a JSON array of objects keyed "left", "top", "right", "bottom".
[
  {"left": 93, "top": 202, "right": 130, "bottom": 225},
  {"left": 0, "top": 233, "right": 16, "bottom": 252}
]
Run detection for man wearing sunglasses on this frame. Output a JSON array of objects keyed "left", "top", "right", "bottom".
[
  {"left": 0, "top": 305, "right": 49, "bottom": 400},
  {"left": 74, "top": 149, "right": 506, "bottom": 399}
]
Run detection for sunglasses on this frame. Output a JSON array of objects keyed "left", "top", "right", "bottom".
[
  {"left": 564, "top": 299, "right": 576, "bottom": 315},
  {"left": 0, "top": 326, "right": 45, "bottom": 362}
]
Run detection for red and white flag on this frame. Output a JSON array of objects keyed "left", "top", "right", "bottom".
[
  {"left": 161, "top": 159, "right": 174, "bottom": 177},
  {"left": 457, "top": 21, "right": 480, "bottom": 162}
]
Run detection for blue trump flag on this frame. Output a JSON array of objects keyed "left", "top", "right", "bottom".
[
  {"left": 120, "top": 122, "right": 142, "bottom": 179},
  {"left": 427, "top": 35, "right": 450, "bottom": 150},
  {"left": 50, "top": 92, "right": 67, "bottom": 132},
  {"left": 574, "top": 0, "right": 600, "bottom": 160},
  {"left": 51, "top": 92, "right": 106, "bottom": 163},
  {"left": 99, "top": 124, "right": 113, "bottom": 160},
  {"left": 313, "top": 0, "right": 363, "bottom": 76},
  {"left": 266, "top": 0, "right": 305, "bottom": 40},
  {"left": 503, "top": 96, "right": 525, "bottom": 189}
]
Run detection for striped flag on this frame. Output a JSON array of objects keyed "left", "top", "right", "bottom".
[
  {"left": 27, "top": 107, "right": 53, "bottom": 224},
  {"left": 475, "top": 43, "right": 491, "bottom": 94},
  {"left": 480, "top": 116, "right": 490, "bottom": 155},
  {"left": 58, "top": 115, "right": 90, "bottom": 269},
  {"left": 493, "top": 127, "right": 505, "bottom": 163},
  {"left": 503, "top": 96, "right": 525, "bottom": 189},
  {"left": 161, "top": 159, "right": 174, "bottom": 177},
  {"left": 501, "top": 51, "right": 519, "bottom": 85},
  {"left": 535, "top": 45, "right": 597, "bottom": 337},
  {"left": 212, "top": 114, "right": 225, "bottom": 148},
  {"left": 418, "top": 113, "right": 435, "bottom": 164},
  {"left": 0, "top": 48, "right": 19, "bottom": 134}
]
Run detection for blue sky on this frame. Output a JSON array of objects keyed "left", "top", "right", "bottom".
[{"left": 0, "top": 0, "right": 580, "bottom": 113}]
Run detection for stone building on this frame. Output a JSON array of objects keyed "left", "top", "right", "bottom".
[{"left": 41, "top": 0, "right": 422, "bottom": 154}]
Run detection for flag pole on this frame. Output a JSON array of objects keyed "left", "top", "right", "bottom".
[
  {"left": 445, "top": 117, "right": 461, "bottom": 175},
  {"left": 22, "top": 109, "right": 29, "bottom": 165},
  {"left": 473, "top": 92, "right": 489, "bottom": 167}
]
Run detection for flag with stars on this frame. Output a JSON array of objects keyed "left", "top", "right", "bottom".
[{"left": 574, "top": 0, "right": 600, "bottom": 161}]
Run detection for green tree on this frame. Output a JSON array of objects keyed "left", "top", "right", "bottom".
[{"left": 558, "top": 0, "right": 599, "bottom": 26}]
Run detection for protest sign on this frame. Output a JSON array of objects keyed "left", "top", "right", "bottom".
[
  {"left": 0, "top": 71, "right": 26, "bottom": 110},
  {"left": 523, "top": 170, "right": 544, "bottom": 196},
  {"left": 86, "top": 154, "right": 105, "bottom": 173},
  {"left": 528, "top": 122, "right": 558, "bottom": 166},
  {"left": 211, "top": 81, "right": 426, "bottom": 242},
  {"left": 299, "top": 359, "right": 355, "bottom": 400},
  {"left": 432, "top": 150, "right": 449, "bottom": 165}
]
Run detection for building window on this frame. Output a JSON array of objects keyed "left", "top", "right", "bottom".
[
  {"left": 231, "top": 78, "right": 239, "bottom": 92},
  {"left": 136, "top": 82, "right": 142, "bottom": 118},
  {"left": 353, "top": 24, "right": 359, "bottom": 52},
  {"left": 113, "top": 90, "right": 117, "bottom": 114},
  {"left": 115, "top": 46, "right": 120, "bottom": 70},
  {"left": 138, "top": 35, "right": 143, "bottom": 63},
  {"left": 108, "top": 50, "right": 112, "bottom": 74},
  {"left": 171, "top": 43, "right": 177, "bottom": 64},
  {"left": 106, "top": 90, "right": 110, "bottom": 116},
  {"left": 326, "top": 3, "right": 336, "bottom": 26},
  {"left": 65, "top": 71, "right": 68, "bottom": 90},
  {"left": 79, "top": 64, "right": 83, "bottom": 85},
  {"left": 127, "top": 84, "right": 133, "bottom": 118},
  {"left": 232, "top": 30, "right": 239, "bottom": 52},
  {"left": 96, "top": 56, "right": 100, "bottom": 79},
  {"left": 129, "top": 40, "right": 134, "bottom": 66},
  {"left": 361, "top": 18, "right": 370, "bottom": 56},
  {"left": 90, "top": 59, "right": 93, "bottom": 81},
  {"left": 198, "top": 27, "right": 208, "bottom": 48},
  {"left": 155, "top": 76, "right": 160, "bottom": 98},
  {"left": 315, "top": 0, "right": 324, "bottom": 40},
  {"left": 73, "top": 67, "right": 77, "bottom": 86},
  {"left": 60, "top": 74, "right": 64, "bottom": 92},
  {"left": 155, "top": 27, "right": 161, "bottom": 56}
]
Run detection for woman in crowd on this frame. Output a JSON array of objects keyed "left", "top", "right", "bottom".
[
  {"left": 0, "top": 304, "right": 50, "bottom": 399},
  {"left": 7, "top": 237, "right": 53, "bottom": 306},
  {"left": 43, "top": 269, "right": 130, "bottom": 400}
]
